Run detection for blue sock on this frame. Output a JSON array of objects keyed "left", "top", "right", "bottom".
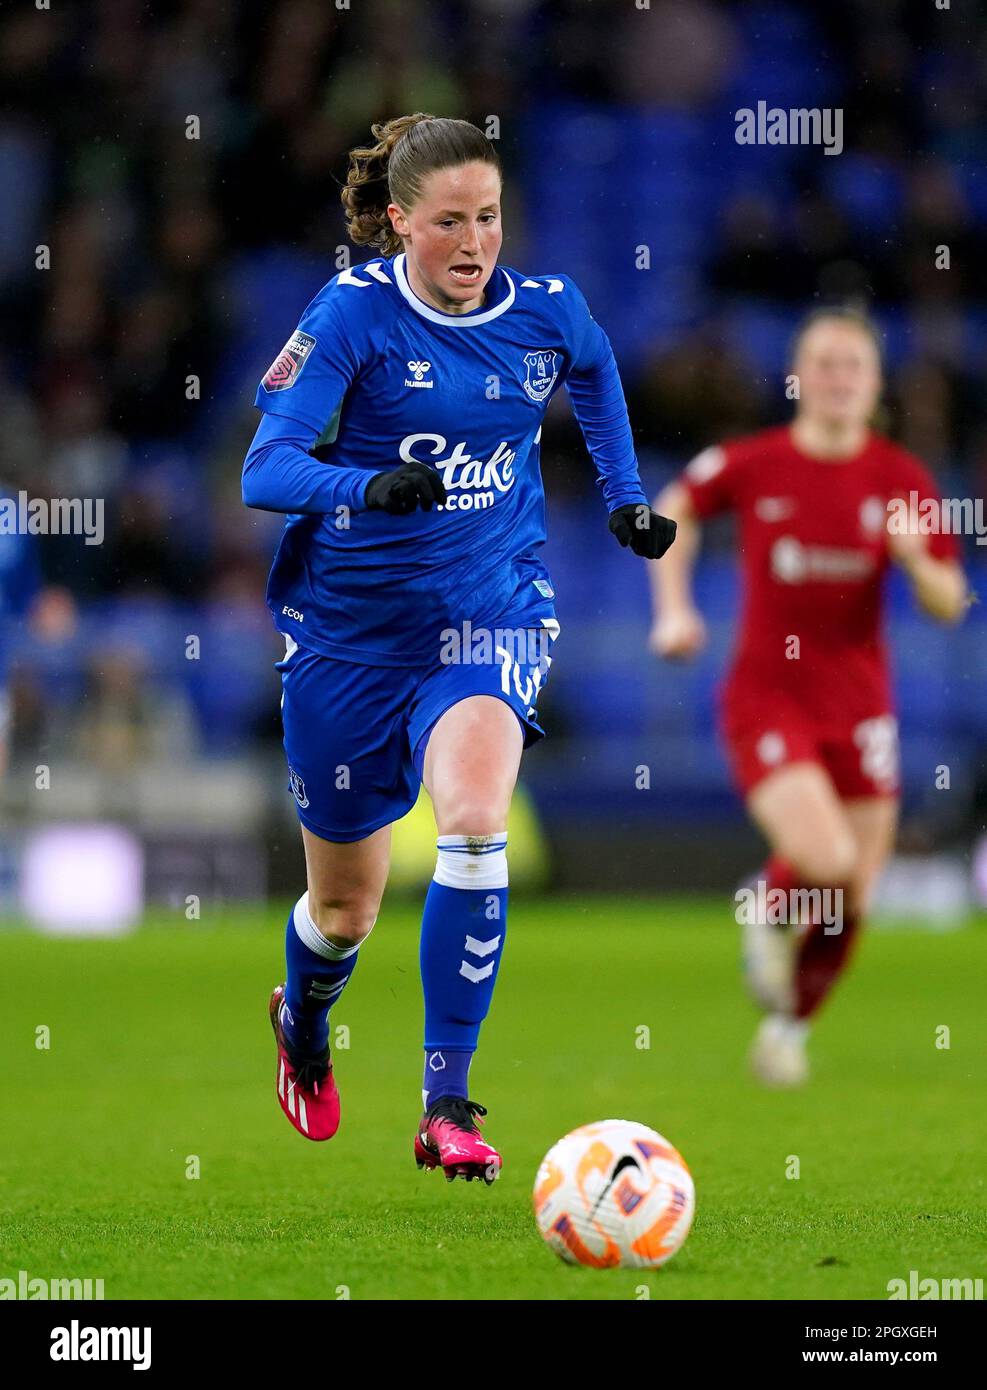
[
  {"left": 423, "top": 1047, "right": 473, "bottom": 1107},
  {"left": 420, "top": 833, "right": 508, "bottom": 1108},
  {"left": 283, "top": 893, "right": 370, "bottom": 1056}
]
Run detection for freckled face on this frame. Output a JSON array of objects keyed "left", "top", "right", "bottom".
[{"left": 389, "top": 162, "right": 503, "bottom": 315}]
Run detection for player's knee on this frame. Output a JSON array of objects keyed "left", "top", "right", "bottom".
[
  {"left": 797, "top": 832, "right": 858, "bottom": 889},
  {"left": 308, "top": 894, "right": 378, "bottom": 947},
  {"left": 434, "top": 796, "right": 510, "bottom": 837},
  {"left": 844, "top": 873, "right": 873, "bottom": 921}
]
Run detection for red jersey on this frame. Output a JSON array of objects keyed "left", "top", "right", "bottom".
[{"left": 682, "top": 425, "right": 959, "bottom": 731}]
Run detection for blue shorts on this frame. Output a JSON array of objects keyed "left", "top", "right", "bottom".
[{"left": 277, "top": 615, "right": 560, "bottom": 843}]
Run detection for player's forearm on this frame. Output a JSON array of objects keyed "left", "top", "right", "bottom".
[
  {"left": 905, "top": 556, "right": 969, "bottom": 624},
  {"left": 242, "top": 417, "right": 370, "bottom": 515},
  {"left": 648, "top": 483, "right": 700, "bottom": 617},
  {"left": 566, "top": 336, "right": 648, "bottom": 512}
]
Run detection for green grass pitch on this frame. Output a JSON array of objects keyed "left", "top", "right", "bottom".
[{"left": 1, "top": 897, "right": 984, "bottom": 1301}]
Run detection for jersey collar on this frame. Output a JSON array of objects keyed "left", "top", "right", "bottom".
[{"left": 392, "top": 253, "right": 515, "bottom": 326}]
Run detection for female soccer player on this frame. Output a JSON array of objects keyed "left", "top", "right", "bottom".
[
  {"left": 649, "top": 308, "right": 967, "bottom": 1086},
  {"left": 243, "top": 114, "right": 675, "bottom": 1180}
]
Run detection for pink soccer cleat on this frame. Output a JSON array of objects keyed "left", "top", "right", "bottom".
[
  {"left": 269, "top": 985, "right": 340, "bottom": 1141},
  {"left": 414, "top": 1097, "right": 503, "bottom": 1184}
]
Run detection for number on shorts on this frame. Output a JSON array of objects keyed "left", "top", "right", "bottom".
[{"left": 853, "top": 715, "right": 899, "bottom": 788}]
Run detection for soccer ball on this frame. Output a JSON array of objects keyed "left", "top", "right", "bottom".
[{"left": 533, "top": 1119, "right": 694, "bottom": 1269}]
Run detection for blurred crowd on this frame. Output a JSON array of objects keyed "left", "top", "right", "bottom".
[{"left": 0, "top": 0, "right": 985, "bottom": 769}]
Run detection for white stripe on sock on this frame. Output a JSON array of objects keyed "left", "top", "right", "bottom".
[
  {"left": 292, "top": 892, "right": 373, "bottom": 961},
  {"left": 433, "top": 834, "right": 509, "bottom": 890}
]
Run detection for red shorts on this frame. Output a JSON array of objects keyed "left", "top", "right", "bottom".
[{"left": 721, "top": 703, "right": 901, "bottom": 800}]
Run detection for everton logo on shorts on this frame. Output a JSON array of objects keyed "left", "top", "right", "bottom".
[
  {"left": 288, "top": 767, "right": 310, "bottom": 808},
  {"left": 262, "top": 330, "right": 317, "bottom": 392},
  {"left": 521, "top": 349, "right": 559, "bottom": 403}
]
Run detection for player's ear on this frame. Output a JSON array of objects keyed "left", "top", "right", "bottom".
[{"left": 388, "top": 203, "right": 410, "bottom": 238}]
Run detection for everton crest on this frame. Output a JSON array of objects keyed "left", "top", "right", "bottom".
[
  {"left": 522, "top": 349, "right": 559, "bottom": 403},
  {"left": 288, "top": 767, "right": 310, "bottom": 808}
]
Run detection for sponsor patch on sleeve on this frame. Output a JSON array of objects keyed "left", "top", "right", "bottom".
[{"left": 261, "top": 330, "right": 317, "bottom": 392}]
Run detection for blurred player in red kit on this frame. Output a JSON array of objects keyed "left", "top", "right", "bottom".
[{"left": 648, "top": 308, "right": 969, "bottom": 1085}]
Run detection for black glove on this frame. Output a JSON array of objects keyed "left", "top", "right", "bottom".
[
  {"left": 364, "top": 461, "right": 448, "bottom": 515},
  {"left": 609, "top": 504, "right": 677, "bottom": 559}
]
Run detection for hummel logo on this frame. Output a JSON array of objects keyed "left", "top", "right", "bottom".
[
  {"left": 460, "top": 933, "right": 501, "bottom": 984},
  {"left": 405, "top": 360, "right": 434, "bottom": 388},
  {"left": 464, "top": 934, "right": 501, "bottom": 958},
  {"left": 460, "top": 960, "right": 494, "bottom": 984}
]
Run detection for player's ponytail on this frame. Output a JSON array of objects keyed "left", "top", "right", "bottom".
[{"left": 341, "top": 114, "right": 501, "bottom": 257}]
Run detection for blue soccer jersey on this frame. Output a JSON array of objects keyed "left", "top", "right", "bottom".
[
  {"left": 0, "top": 507, "right": 41, "bottom": 687},
  {"left": 244, "top": 251, "right": 648, "bottom": 665}
]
